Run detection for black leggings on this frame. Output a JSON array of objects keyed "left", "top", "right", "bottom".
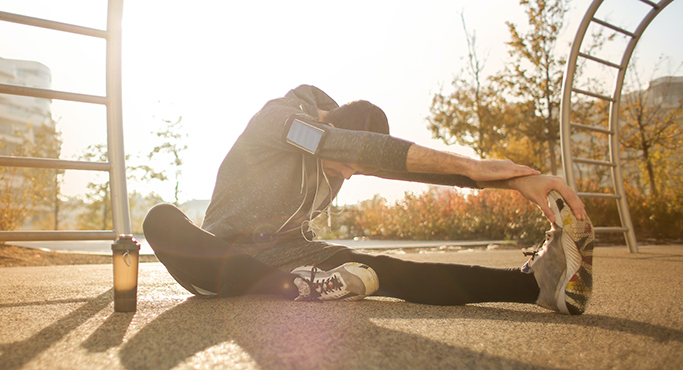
[
  {"left": 157, "top": 250, "right": 539, "bottom": 305},
  {"left": 317, "top": 249, "right": 539, "bottom": 305},
  {"left": 143, "top": 204, "right": 538, "bottom": 305},
  {"left": 153, "top": 246, "right": 538, "bottom": 306}
]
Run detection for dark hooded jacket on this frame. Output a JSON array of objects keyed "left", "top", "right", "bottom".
[{"left": 202, "top": 85, "right": 478, "bottom": 267}]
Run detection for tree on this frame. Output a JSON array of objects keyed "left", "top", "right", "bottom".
[
  {"left": 493, "top": 0, "right": 569, "bottom": 175},
  {"left": 76, "top": 144, "right": 112, "bottom": 230},
  {"left": 0, "top": 165, "right": 29, "bottom": 231},
  {"left": 75, "top": 113, "right": 189, "bottom": 230},
  {"left": 75, "top": 144, "right": 167, "bottom": 232},
  {"left": 429, "top": 12, "right": 510, "bottom": 159},
  {"left": 148, "top": 116, "right": 188, "bottom": 206},
  {"left": 429, "top": 0, "right": 570, "bottom": 174},
  {"left": 26, "top": 122, "right": 63, "bottom": 230},
  {"left": 0, "top": 121, "right": 61, "bottom": 231},
  {"left": 619, "top": 70, "right": 683, "bottom": 199}
]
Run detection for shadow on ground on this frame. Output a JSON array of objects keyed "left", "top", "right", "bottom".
[{"left": 106, "top": 296, "right": 682, "bottom": 369}]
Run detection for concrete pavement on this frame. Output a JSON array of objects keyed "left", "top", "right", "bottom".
[{"left": 1, "top": 245, "right": 682, "bottom": 369}]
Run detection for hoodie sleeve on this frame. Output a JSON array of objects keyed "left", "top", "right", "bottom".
[
  {"left": 315, "top": 122, "right": 480, "bottom": 188},
  {"left": 315, "top": 124, "right": 414, "bottom": 172}
]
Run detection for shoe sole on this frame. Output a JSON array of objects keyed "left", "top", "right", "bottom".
[{"left": 548, "top": 191, "right": 595, "bottom": 315}]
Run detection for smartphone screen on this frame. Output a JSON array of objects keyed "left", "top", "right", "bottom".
[{"left": 286, "top": 119, "right": 325, "bottom": 154}]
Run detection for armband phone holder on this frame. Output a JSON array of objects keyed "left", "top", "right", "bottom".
[{"left": 285, "top": 116, "right": 326, "bottom": 155}]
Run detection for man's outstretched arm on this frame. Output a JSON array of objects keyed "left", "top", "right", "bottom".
[
  {"left": 404, "top": 143, "right": 586, "bottom": 223},
  {"left": 405, "top": 143, "right": 540, "bottom": 182}
]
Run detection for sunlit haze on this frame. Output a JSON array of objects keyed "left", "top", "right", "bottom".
[{"left": 1, "top": 0, "right": 681, "bottom": 206}]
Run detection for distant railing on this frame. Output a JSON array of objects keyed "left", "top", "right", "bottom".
[{"left": 0, "top": 0, "right": 140, "bottom": 311}]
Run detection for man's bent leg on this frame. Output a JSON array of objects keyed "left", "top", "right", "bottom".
[
  {"left": 152, "top": 248, "right": 300, "bottom": 299},
  {"left": 143, "top": 203, "right": 299, "bottom": 299}
]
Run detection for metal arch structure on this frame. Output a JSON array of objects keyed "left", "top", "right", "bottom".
[
  {"left": 0, "top": 1, "right": 139, "bottom": 310},
  {"left": 559, "top": 0, "right": 676, "bottom": 253}
]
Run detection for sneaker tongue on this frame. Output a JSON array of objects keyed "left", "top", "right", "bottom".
[{"left": 317, "top": 276, "right": 342, "bottom": 294}]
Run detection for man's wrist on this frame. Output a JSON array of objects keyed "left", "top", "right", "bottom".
[{"left": 476, "top": 177, "right": 517, "bottom": 191}]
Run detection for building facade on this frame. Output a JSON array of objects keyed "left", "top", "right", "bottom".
[
  {"left": 0, "top": 57, "right": 59, "bottom": 231},
  {"left": 0, "top": 57, "right": 56, "bottom": 156}
]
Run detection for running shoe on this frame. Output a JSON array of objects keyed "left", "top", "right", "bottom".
[
  {"left": 522, "top": 190, "right": 595, "bottom": 315},
  {"left": 291, "top": 262, "right": 379, "bottom": 301}
]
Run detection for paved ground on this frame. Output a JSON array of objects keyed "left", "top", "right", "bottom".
[{"left": 1, "top": 245, "right": 682, "bottom": 370}]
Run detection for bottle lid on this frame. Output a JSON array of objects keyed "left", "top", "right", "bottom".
[{"left": 111, "top": 234, "right": 141, "bottom": 251}]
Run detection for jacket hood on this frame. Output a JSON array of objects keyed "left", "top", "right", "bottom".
[{"left": 284, "top": 85, "right": 340, "bottom": 117}]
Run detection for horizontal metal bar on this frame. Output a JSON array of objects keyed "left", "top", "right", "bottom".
[
  {"left": 0, "top": 230, "right": 117, "bottom": 242},
  {"left": 591, "top": 18, "right": 636, "bottom": 38},
  {"left": 594, "top": 226, "right": 630, "bottom": 234},
  {"left": 0, "top": 83, "right": 108, "bottom": 105},
  {"left": 578, "top": 52, "right": 622, "bottom": 69},
  {"left": 573, "top": 157, "right": 616, "bottom": 167},
  {"left": 578, "top": 192, "right": 621, "bottom": 199},
  {"left": 570, "top": 122, "right": 614, "bottom": 135},
  {"left": 0, "top": 10, "right": 107, "bottom": 38},
  {"left": 0, "top": 156, "right": 111, "bottom": 171},
  {"left": 637, "top": 0, "right": 659, "bottom": 8},
  {"left": 572, "top": 87, "right": 614, "bottom": 102}
]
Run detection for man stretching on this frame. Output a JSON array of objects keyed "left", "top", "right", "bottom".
[{"left": 143, "top": 85, "right": 594, "bottom": 315}]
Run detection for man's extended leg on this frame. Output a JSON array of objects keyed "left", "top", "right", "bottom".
[
  {"left": 313, "top": 190, "right": 595, "bottom": 314},
  {"left": 316, "top": 249, "right": 540, "bottom": 305}
]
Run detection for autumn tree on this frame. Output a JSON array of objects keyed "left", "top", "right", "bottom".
[
  {"left": 493, "top": 0, "right": 569, "bottom": 174},
  {"left": 27, "top": 122, "right": 63, "bottom": 230},
  {"left": 429, "top": 13, "right": 509, "bottom": 159},
  {"left": 0, "top": 163, "right": 30, "bottom": 231},
  {"left": 429, "top": 0, "right": 571, "bottom": 174},
  {"left": 0, "top": 121, "right": 61, "bottom": 231},
  {"left": 619, "top": 71, "right": 683, "bottom": 199}
]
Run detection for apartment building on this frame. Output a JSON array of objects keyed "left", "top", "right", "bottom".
[{"left": 0, "top": 57, "right": 56, "bottom": 156}]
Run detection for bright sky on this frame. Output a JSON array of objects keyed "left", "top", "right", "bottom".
[{"left": 1, "top": 0, "right": 682, "bottom": 205}]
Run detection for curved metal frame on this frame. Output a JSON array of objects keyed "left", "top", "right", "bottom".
[{"left": 559, "top": 0, "right": 676, "bottom": 253}]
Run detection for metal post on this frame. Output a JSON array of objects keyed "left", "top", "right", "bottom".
[
  {"left": 106, "top": 0, "right": 131, "bottom": 237},
  {"left": 560, "top": 0, "right": 604, "bottom": 191},
  {"left": 105, "top": 0, "right": 139, "bottom": 311}
]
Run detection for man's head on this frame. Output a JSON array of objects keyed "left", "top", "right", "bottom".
[
  {"left": 324, "top": 100, "right": 390, "bottom": 135},
  {"left": 319, "top": 100, "right": 389, "bottom": 180}
]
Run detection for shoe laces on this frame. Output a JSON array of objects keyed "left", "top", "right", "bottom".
[
  {"left": 301, "top": 267, "right": 345, "bottom": 297},
  {"left": 523, "top": 231, "right": 553, "bottom": 259}
]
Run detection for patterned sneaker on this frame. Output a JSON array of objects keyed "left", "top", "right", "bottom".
[
  {"left": 522, "top": 190, "right": 595, "bottom": 315},
  {"left": 291, "top": 262, "right": 379, "bottom": 301}
]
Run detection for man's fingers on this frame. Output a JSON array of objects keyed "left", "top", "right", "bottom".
[
  {"left": 473, "top": 160, "right": 541, "bottom": 182},
  {"left": 557, "top": 187, "right": 587, "bottom": 221},
  {"left": 541, "top": 203, "right": 555, "bottom": 223},
  {"left": 506, "top": 162, "right": 540, "bottom": 178}
]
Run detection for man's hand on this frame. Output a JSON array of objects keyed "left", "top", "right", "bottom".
[
  {"left": 479, "top": 175, "right": 587, "bottom": 223},
  {"left": 467, "top": 158, "right": 541, "bottom": 182}
]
